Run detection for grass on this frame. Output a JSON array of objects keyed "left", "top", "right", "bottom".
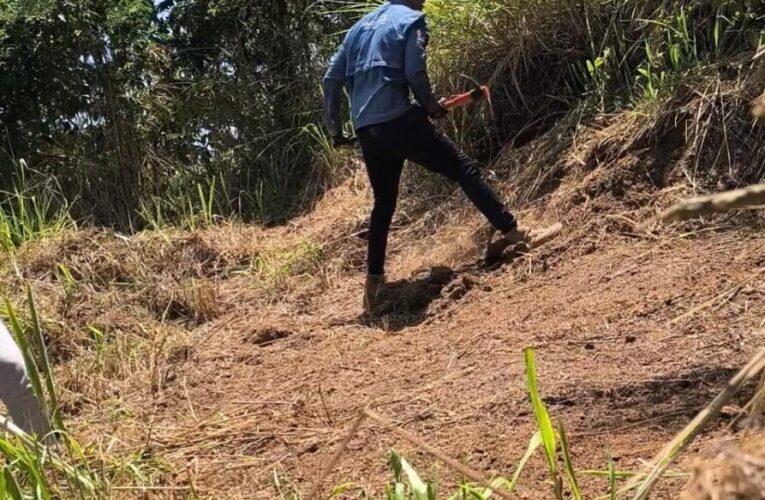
[
  {"left": 1, "top": 233, "right": 761, "bottom": 499},
  {"left": 4, "top": 0, "right": 762, "bottom": 230},
  {"left": 138, "top": 173, "right": 232, "bottom": 232},
  {"left": 252, "top": 240, "right": 325, "bottom": 290},
  {"left": 1, "top": 289, "right": 100, "bottom": 498},
  {"left": 0, "top": 161, "right": 74, "bottom": 253},
  {"left": 1, "top": 237, "right": 754, "bottom": 499},
  {"left": 329, "top": 0, "right": 764, "bottom": 164},
  {"left": 1, "top": 0, "right": 763, "bottom": 497},
  {"left": 320, "top": 345, "right": 760, "bottom": 499},
  {"left": 335, "top": 345, "right": 763, "bottom": 499},
  {"left": 0, "top": 287, "right": 187, "bottom": 498}
]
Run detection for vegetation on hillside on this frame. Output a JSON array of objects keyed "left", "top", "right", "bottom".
[
  {"left": 2, "top": 0, "right": 764, "bottom": 234},
  {"left": 1, "top": 0, "right": 765, "bottom": 498}
]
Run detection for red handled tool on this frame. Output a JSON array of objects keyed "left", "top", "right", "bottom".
[
  {"left": 335, "top": 75, "right": 490, "bottom": 147},
  {"left": 442, "top": 74, "right": 491, "bottom": 110}
]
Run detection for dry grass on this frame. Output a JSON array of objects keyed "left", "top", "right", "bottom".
[
  {"left": 2, "top": 63, "right": 765, "bottom": 496},
  {"left": 494, "top": 61, "right": 765, "bottom": 210},
  {"left": 681, "top": 433, "right": 765, "bottom": 500}
]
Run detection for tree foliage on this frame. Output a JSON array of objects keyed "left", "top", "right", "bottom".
[{"left": 0, "top": 0, "right": 347, "bottom": 228}]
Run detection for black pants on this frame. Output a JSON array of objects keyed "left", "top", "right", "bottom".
[{"left": 357, "top": 107, "right": 516, "bottom": 275}]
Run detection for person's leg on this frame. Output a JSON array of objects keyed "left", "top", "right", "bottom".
[
  {"left": 365, "top": 158, "right": 405, "bottom": 276},
  {"left": 0, "top": 321, "right": 49, "bottom": 436},
  {"left": 397, "top": 110, "right": 517, "bottom": 233},
  {"left": 381, "top": 109, "right": 560, "bottom": 264},
  {"left": 358, "top": 130, "right": 406, "bottom": 277},
  {"left": 357, "top": 131, "right": 405, "bottom": 313}
]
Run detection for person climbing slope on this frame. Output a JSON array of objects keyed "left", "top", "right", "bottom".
[
  {"left": 0, "top": 319, "right": 49, "bottom": 436},
  {"left": 323, "top": 0, "right": 561, "bottom": 314}
]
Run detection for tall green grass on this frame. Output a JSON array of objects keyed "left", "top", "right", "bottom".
[
  {"left": 1, "top": 288, "right": 167, "bottom": 498},
  {"left": 327, "top": 0, "right": 765, "bottom": 159},
  {"left": 138, "top": 173, "right": 232, "bottom": 231},
  {"left": 0, "top": 161, "right": 74, "bottom": 252}
]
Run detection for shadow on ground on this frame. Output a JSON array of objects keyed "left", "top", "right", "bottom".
[
  {"left": 545, "top": 365, "right": 753, "bottom": 436},
  {"left": 362, "top": 265, "right": 461, "bottom": 331}
]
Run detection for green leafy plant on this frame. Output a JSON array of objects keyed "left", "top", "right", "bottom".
[
  {"left": 386, "top": 451, "right": 437, "bottom": 500},
  {"left": 524, "top": 347, "right": 563, "bottom": 499}
]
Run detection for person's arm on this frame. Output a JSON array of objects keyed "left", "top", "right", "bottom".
[
  {"left": 322, "top": 40, "right": 348, "bottom": 138},
  {"left": 404, "top": 22, "right": 444, "bottom": 117}
]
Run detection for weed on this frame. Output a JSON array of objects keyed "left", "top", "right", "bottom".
[
  {"left": 139, "top": 173, "right": 231, "bottom": 231},
  {"left": 0, "top": 160, "right": 74, "bottom": 252},
  {"left": 559, "top": 422, "right": 582, "bottom": 500},
  {"left": 358, "top": 348, "right": 696, "bottom": 499},
  {"left": 253, "top": 240, "right": 325, "bottom": 290},
  {"left": 607, "top": 448, "right": 617, "bottom": 500},
  {"left": 386, "top": 450, "right": 438, "bottom": 500},
  {"left": 524, "top": 346, "right": 563, "bottom": 499}
]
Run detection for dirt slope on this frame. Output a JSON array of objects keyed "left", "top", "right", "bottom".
[
  {"left": 33, "top": 183, "right": 759, "bottom": 498},
  {"left": 5, "top": 116, "right": 765, "bottom": 498},
  {"left": 167, "top": 218, "right": 764, "bottom": 498}
]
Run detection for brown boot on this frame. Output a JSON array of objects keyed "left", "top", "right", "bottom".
[
  {"left": 484, "top": 222, "right": 562, "bottom": 265},
  {"left": 364, "top": 273, "right": 385, "bottom": 314}
]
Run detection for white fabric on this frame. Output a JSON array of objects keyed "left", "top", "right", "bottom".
[{"left": 0, "top": 319, "right": 48, "bottom": 435}]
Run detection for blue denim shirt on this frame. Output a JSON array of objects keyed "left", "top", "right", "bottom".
[{"left": 323, "top": 1, "right": 440, "bottom": 135}]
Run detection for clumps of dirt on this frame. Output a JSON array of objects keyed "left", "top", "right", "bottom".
[
  {"left": 374, "top": 265, "right": 454, "bottom": 315},
  {"left": 365, "top": 266, "right": 482, "bottom": 328},
  {"left": 247, "top": 327, "right": 292, "bottom": 347},
  {"left": 681, "top": 433, "right": 765, "bottom": 500},
  {"left": 440, "top": 274, "right": 477, "bottom": 301}
]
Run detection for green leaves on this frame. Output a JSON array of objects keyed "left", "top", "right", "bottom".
[
  {"left": 0, "top": 162, "right": 74, "bottom": 252},
  {"left": 387, "top": 451, "right": 438, "bottom": 500},
  {"left": 524, "top": 347, "right": 562, "bottom": 499},
  {"left": 607, "top": 449, "right": 617, "bottom": 500},
  {"left": 507, "top": 431, "right": 542, "bottom": 493},
  {"left": 559, "top": 423, "right": 582, "bottom": 500}
]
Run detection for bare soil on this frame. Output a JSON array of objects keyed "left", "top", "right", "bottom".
[
  {"left": 5, "top": 110, "right": 765, "bottom": 498},
  {"left": 97, "top": 206, "right": 765, "bottom": 498}
]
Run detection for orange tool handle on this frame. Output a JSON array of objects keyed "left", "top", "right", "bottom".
[
  {"left": 442, "top": 92, "right": 474, "bottom": 109},
  {"left": 442, "top": 85, "right": 490, "bottom": 110}
]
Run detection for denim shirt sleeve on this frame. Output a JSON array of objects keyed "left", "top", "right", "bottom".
[
  {"left": 404, "top": 22, "right": 440, "bottom": 115},
  {"left": 323, "top": 40, "right": 348, "bottom": 137}
]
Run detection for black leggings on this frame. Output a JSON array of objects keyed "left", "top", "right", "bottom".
[{"left": 357, "top": 107, "right": 516, "bottom": 275}]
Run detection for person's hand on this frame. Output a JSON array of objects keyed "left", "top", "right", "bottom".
[
  {"left": 429, "top": 100, "right": 449, "bottom": 119},
  {"left": 332, "top": 135, "right": 355, "bottom": 147}
]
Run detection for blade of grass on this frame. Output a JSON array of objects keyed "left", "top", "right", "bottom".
[
  {"left": 559, "top": 422, "right": 582, "bottom": 500},
  {"left": 507, "top": 431, "right": 542, "bottom": 493},
  {"left": 607, "top": 449, "right": 616, "bottom": 500},
  {"left": 0, "top": 416, "right": 96, "bottom": 493},
  {"left": 581, "top": 470, "right": 688, "bottom": 479},
  {"left": 524, "top": 347, "right": 562, "bottom": 499},
  {"left": 3, "top": 466, "right": 24, "bottom": 500},
  {"left": 400, "top": 456, "right": 432, "bottom": 500},
  {"left": 480, "top": 477, "right": 512, "bottom": 499},
  {"left": 25, "top": 285, "right": 63, "bottom": 432},
  {"left": 627, "top": 349, "right": 765, "bottom": 500}
]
